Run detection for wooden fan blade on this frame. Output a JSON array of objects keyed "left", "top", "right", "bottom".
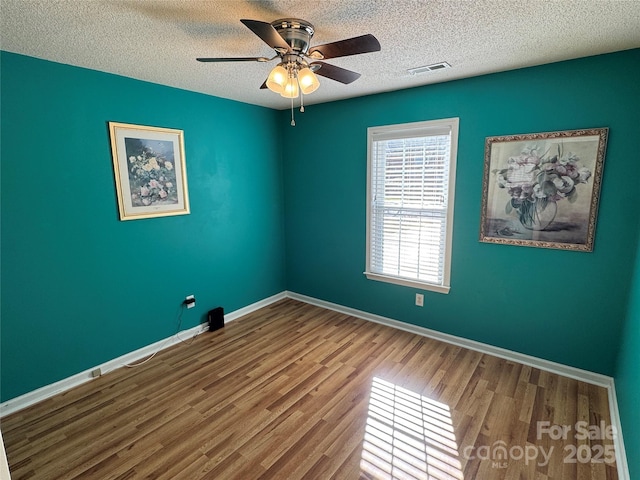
[
  {"left": 308, "top": 34, "right": 380, "bottom": 60},
  {"left": 241, "top": 19, "right": 291, "bottom": 53},
  {"left": 197, "top": 57, "right": 271, "bottom": 63},
  {"left": 310, "top": 62, "right": 361, "bottom": 84},
  {"left": 260, "top": 79, "right": 268, "bottom": 89}
]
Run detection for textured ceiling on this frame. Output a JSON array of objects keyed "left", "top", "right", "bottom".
[{"left": 1, "top": 0, "right": 639, "bottom": 110}]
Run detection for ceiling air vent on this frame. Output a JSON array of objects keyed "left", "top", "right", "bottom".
[{"left": 407, "top": 62, "right": 451, "bottom": 75}]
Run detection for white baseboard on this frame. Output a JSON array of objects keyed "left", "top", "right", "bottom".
[
  {"left": 0, "top": 291, "right": 286, "bottom": 418},
  {"left": 284, "top": 290, "right": 630, "bottom": 480},
  {"left": 606, "top": 380, "right": 631, "bottom": 479},
  {"left": 224, "top": 291, "right": 287, "bottom": 322}
]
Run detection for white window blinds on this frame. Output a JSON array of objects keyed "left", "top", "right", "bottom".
[{"left": 366, "top": 118, "right": 458, "bottom": 293}]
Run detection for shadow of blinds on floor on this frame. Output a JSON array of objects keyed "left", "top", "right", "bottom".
[{"left": 361, "top": 377, "right": 464, "bottom": 480}]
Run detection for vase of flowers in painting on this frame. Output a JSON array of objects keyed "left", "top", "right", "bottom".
[
  {"left": 494, "top": 144, "right": 591, "bottom": 231},
  {"left": 512, "top": 198, "right": 557, "bottom": 230}
]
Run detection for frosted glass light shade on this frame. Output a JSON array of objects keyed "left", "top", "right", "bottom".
[
  {"left": 266, "top": 65, "right": 287, "bottom": 94},
  {"left": 297, "top": 67, "right": 320, "bottom": 95},
  {"left": 281, "top": 77, "right": 299, "bottom": 98}
]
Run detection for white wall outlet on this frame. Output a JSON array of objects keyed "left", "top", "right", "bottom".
[
  {"left": 185, "top": 295, "right": 195, "bottom": 309},
  {"left": 415, "top": 293, "right": 424, "bottom": 307}
]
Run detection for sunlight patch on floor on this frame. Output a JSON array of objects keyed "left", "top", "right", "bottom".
[{"left": 360, "top": 377, "right": 464, "bottom": 480}]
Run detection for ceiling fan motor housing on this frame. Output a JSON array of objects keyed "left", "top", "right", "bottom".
[{"left": 271, "top": 18, "right": 315, "bottom": 54}]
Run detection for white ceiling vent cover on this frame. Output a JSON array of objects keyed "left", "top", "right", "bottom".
[{"left": 407, "top": 62, "right": 451, "bottom": 75}]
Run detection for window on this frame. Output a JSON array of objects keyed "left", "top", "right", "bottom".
[{"left": 365, "top": 118, "right": 459, "bottom": 294}]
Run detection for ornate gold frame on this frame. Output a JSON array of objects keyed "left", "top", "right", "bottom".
[{"left": 479, "top": 128, "right": 608, "bottom": 251}]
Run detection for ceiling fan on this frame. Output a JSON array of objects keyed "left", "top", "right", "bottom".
[{"left": 197, "top": 18, "right": 381, "bottom": 122}]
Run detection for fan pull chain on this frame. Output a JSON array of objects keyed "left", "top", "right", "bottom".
[
  {"left": 290, "top": 96, "right": 295, "bottom": 127},
  {"left": 300, "top": 92, "right": 305, "bottom": 113}
]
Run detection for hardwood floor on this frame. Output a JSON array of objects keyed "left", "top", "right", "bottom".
[{"left": 2, "top": 299, "right": 619, "bottom": 479}]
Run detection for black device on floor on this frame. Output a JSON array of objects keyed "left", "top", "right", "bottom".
[{"left": 207, "top": 307, "right": 224, "bottom": 332}]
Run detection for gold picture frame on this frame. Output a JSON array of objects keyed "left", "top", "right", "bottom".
[
  {"left": 109, "top": 122, "right": 190, "bottom": 221},
  {"left": 479, "top": 128, "right": 608, "bottom": 251}
]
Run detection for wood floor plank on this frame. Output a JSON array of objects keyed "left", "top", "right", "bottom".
[{"left": 2, "top": 299, "right": 620, "bottom": 479}]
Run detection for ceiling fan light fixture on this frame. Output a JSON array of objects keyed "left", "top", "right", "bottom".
[
  {"left": 266, "top": 64, "right": 288, "bottom": 94},
  {"left": 297, "top": 67, "right": 320, "bottom": 95},
  {"left": 197, "top": 17, "right": 381, "bottom": 113}
]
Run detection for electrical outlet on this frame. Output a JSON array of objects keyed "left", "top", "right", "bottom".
[
  {"left": 185, "top": 295, "right": 195, "bottom": 309},
  {"left": 415, "top": 293, "right": 424, "bottom": 307}
]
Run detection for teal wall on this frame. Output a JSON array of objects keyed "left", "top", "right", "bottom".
[
  {"left": 283, "top": 49, "right": 640, "bottom": 376},
  {"left": 0, "top": 52, "right": 286, "bottom": 401},
  {"left": 615, "top": 218, "right": 640, "bottom": 479},
  {"left": 2, "top": 52, "right": 640, "bottom": 480}
]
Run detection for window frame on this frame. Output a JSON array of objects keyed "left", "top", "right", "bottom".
[{"left": 364, "top": 117, "right": 459, "bottom": 294}]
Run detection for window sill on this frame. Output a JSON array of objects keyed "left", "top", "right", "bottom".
[{"left": 364, "top": 272, "right": 450, "bottom": 294}]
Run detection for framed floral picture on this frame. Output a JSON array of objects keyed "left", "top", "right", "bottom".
[
  {"left": 109, "top": 122, "right": 190, "bottom": 221},
  {"left": 479, "top": 128, "right": 608, "bottom": 251}
]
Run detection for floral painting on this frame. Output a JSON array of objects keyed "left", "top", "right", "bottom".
[
  {"left": 109, "top": 122, "right": 189, "bottom": 220},
  {"left": 125, "top": 138, "right": 178, "bottom": 206},
  {"left": 479, "top": 128, "right": 608, "bottom": 251}
]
